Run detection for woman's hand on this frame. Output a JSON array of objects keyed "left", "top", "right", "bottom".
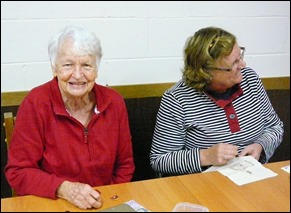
[
  {"left": 200, "top": 143, "right": 238, "bottom": 166},
  {"left": 56, "top": 181, "right": 102, "bottom": 209},
  {"left": 238, "top": 143, "right": 263, "bottom": 160}
]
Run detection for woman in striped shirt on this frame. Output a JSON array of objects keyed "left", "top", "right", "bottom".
[{"left": 150, "top": 27, "right": 284, "bottom": 176}]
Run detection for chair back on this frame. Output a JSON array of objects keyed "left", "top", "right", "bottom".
[{"left": 3, "top": 112, "right": 17, "bottom": 196}]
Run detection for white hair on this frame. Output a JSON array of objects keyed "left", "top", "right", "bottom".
[{"left": 48, "top": 25, "right": 103, "bottom": 69}]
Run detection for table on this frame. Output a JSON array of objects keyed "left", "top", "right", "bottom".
[
  {"left": 1, "top": 176, "right": 198, "bottom": 212},
  {"left": 177, "top": 160, "right": 290, "bottom": 212},
  {"left": 1, "top": 160, "right": 289, "bottom": 212}
]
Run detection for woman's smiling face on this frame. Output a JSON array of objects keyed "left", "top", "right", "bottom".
[
  {"left": 53, "top": 38, "right": 98, "bottom": 98},
  {"left": 208, "top": 43, "right": 246, "bottom": 93}
]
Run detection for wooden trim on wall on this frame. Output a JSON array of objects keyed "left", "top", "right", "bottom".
[
  {"left": 110, "top": 83, "right": 175, "bottom": 99},
  {"left": 1, "top": 91, "right": 29, "bottom": 107},
  {"left": 261, "top": 77, "right": 290, "bottom": 90},
  {"left": 1, "top": 77, "right": 289, "bottom": 107}
]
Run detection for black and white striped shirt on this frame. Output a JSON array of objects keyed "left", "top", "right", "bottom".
[{"left": 150, "top": 67, "right": 284, "bottom": 175}]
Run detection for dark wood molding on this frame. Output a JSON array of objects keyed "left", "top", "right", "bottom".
[
  {"left": 1, "top": 77, "right": 289, "bottom": 107},
  {"left": 261, "top": 77, "right": 290, "bottom": 90},
  {"left": 2, "top": 91, "right": 30, "bottom": 107}
]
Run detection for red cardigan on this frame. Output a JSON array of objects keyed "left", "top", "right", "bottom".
[{"left": 5, "top": 78, "right": 135, "bottom": 199}]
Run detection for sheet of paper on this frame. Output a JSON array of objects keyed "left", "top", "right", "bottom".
[
  {"left": 97, "top": 203, "right": 137, "bottom": 212},
  {"left": 98, "top": 200, "right": 150, "bottom": 212},
  {"left": 125, "top": 200, "right": 151, "bottom": 212},
  {"left": 204, "top": 156, "right": 278, "bottom": 186},
  {"left": 281, "top": 165, "right": 290, "bottom": 173}
]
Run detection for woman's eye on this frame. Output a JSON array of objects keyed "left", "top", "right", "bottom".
[{"left": 83, "top": 64, "right": 93, "bottom": 71}]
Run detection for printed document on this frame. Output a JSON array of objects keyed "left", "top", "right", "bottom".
[{"left": 204, "top": 156, "right": 278, "bottom": 186}]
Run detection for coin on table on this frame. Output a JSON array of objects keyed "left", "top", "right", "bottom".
[{"left": 110, "top": 194, "right": 119, "bottom": 200}]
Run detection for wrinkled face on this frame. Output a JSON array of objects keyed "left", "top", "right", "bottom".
[
  {"left": 53, "top": 39, "right": 98, "bottom": 98},
  {"left": 208, "top": 43, "right": 246, "bottom": 93}
]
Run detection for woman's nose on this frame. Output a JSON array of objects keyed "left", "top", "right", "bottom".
[
  {"left": 239, "top": 58, "right": 246, "bottom": 69},
  {"left": 72, "top": 66, "right": 83, "bottom": 78}
]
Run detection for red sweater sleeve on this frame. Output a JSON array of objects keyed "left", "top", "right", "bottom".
[{"left": 5, "top": 95, "right": 65, "bottom": 199}]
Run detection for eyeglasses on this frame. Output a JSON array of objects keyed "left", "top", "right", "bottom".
[{"left": 205, "top": 46, "right": 245, "bottom": 72}]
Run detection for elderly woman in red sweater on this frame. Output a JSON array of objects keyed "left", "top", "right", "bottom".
[{"left": 5, "top": 25, "right": 135, "bottom": 210}]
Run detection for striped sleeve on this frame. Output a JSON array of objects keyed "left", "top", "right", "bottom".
[{"left": 150, "top": 83, "right": 203, "bottom": 175}]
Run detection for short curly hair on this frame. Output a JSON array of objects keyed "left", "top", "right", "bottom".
[
  {"left": 182, "top": 27, "right": 236, "bottom": 91},
  {"left": 48, "top": 25, "right": 103, "bottom": 70}
]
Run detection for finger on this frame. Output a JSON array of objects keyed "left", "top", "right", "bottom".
[
  {"left": 218, "top": 155, "right": 228, "bottom": 164},
  {"left": 75, "top": 200, "right": 90, "bottom": 210},
  {"left": 84, "top": 195, "right": 102, "bottom": 209},
  {"left": 228, "top": 145, "right": 238, "bottom": 155},
  {"left": 91, "top": 199, "right": 102, "bottom": 209},
  {"left": 251, "top": 154, "right": 260, "bottom": 161},
  {"left": 223, "top": 155, "right": 229, "bottom": 162},
  {"left": 239, "top": 149, "right": 248, "bottom": 157},
  {"left": 91, "top": 189, "right": 101, "bottom": 199}
]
